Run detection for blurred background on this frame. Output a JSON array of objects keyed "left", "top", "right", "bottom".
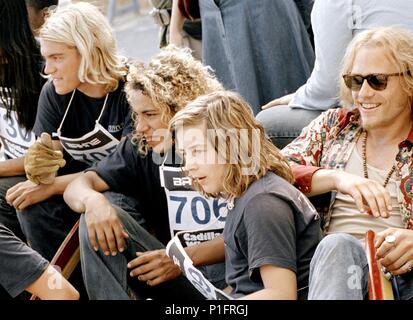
[{"left": 62, "top": 0, "right": 160, "bottom": 62}]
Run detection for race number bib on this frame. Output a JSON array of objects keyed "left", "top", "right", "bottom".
[
  {"left": 159, "top": 166, "right": 227, "bottom": 245},
  {"left": 0, "top": 103, "right": 35, "bottom": 158},
  {"left": 58, "top": 129, "right": 119, "bottom": 166},
  {"left": 166, "top": 235, "right": 232, "bottom": 300}
]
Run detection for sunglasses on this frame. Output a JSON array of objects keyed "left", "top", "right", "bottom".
[{"left": 342, "top": 72, "right": 405, "bottom": 91}]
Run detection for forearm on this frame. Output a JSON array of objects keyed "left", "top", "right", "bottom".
[
  {"left": 63, "top": 171, "right": 109, "bottom": 213},
  {"left": 27, "top": 265, "right": 79, "bottom": 300},
  {"left": 307, "top": 169, "right": 337, "bottom": 197},
  {"left": 240, "top": 266, "right": 297, "bottom": 300},
  {"left": 240, "top": 288, "right": 296, "bottom": 300},
  {"left": 185, "top": 235, "right": 225, "bottom": 266},
  {"left": 0, "top": 157, "right": 25, "bottom": 176},
  {"left": 49, "top": 172, "right": 83, "bottom": 195},
  {"left": 170, "top": 0, "right": 185, "bottom": 34}
]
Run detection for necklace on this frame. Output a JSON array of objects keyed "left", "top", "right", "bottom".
[{"left": 361, "top": 130, "right": 396, "bottom": 188}]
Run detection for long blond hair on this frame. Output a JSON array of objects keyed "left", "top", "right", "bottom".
[
  {"left": 125, "top": 45, "right": 222, "bottom": 155},
  {"left": 340, "top": 26, "right": 413, "bottom": 109},
  {"left": 39, "top": 2, "right": 126, "bottom": 91},
  {"left": 170, "top": 91, "right": 294, "bottom": 199}
]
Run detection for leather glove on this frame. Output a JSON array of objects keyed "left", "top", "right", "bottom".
[{"left": 24, "top": 133, "right": 66, "bottom": 185}]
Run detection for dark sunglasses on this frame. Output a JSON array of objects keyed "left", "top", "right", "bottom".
[{"left": 342, "top": 72, "right": 405, "bottom": 91}]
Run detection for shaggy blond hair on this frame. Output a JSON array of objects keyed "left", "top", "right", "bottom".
[
  {"left": 340, "top": 27, "right": 413, "bottom": 108},
  {"left": 39, "top": 2, "right": 126, "bottom": 91},
  {"left": 125, "top": 45, "right": 223, "bottom": 155},
  {"left": 170, "top": 91, "right": 294, "bottom": 199}
]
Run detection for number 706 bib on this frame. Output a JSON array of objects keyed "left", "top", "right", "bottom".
[{"left": 159, "top": 166, "right": 227, "bottom": 246}]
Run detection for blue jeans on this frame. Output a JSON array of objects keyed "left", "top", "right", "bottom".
[
  {"left": 17, "top": 190, "right": 141, "bottom": 262},
  {"left": 256, "top": 105, "right": 322, "bottom": 149},
  {"left": 0, "top": 176, "right": 26, "bottom": 241},
  {"left": 200, "top": 0, "right": 314, "bottom": 115},
  {"left": 79, "top": 206, "right": 205, "bottom": 300},
  {"left": 309, "top": 233, "right": 413, "bottom": 300}
]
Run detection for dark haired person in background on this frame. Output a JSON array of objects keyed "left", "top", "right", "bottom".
[{"left": 0, "top": 0, "right": 46, "bottom": 240}]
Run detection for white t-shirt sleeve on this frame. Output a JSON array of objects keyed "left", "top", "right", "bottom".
[{"left": 289, "top": 0, "right": 353, "bottom": 111}]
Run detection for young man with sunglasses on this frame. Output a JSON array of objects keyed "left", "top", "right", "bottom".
[
  {"left": 257, "top": 0, "right": 413, "bottom": 150},
  {"left": 281, "top": 27, "right": 413, "bottom": 300}
]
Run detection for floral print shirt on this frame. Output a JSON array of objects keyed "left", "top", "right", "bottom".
[{"left": 281, "top": 108, "right": 413, "bottom": 233}]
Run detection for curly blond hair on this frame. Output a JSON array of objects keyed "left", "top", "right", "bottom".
[
  {"left": 170, "top": 91, "right": 294, "bottom": 199},
  {"left": 125, "top": 45, "right": 223, "bottom": 155}
]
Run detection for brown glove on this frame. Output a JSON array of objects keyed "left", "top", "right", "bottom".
[{"left": 24, "top": 133, "right": 66, "bottom": 185}]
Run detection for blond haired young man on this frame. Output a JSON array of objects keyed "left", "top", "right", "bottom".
[
  {"left": 171, "top": 91, "right": 320, "bottom": 299},
  {"left": 64, "top": 46, "right": 224, "bottom": 300},
  {"left": 5, "top": 2, "right": 132, "bottom": 261},
  {"left": 282, "top": 27, "right": 413, "bottom": 299}
]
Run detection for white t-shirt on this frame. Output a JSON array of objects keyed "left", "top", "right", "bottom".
[{"left": 327, "top": 144, "right": 403, "bottom": 242}]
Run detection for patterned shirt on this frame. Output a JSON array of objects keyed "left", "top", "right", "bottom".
[{"left": 282, "top": 108, "right": 413, "bottom": 233}]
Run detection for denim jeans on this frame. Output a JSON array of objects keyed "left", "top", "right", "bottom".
[
  {"left": 0, "top": 224, "right": 48, "bottom": 298},
  {"left": 0, "top": 176, "right": 27, "bottom": 241},
  {"left": 16, "top": 194, "right": 80, "bottom": 262},
  {"left": 200, "top": 0, "right": 314, "bottom": 115},
  {"left": 256, "top": 105, "right": 322, "bottom": 149},
  {"left": 309, "top": 233, "right": 413, "bottom": 300},
  {"left": 17, "top": 190, "right": 142, "bottom": 262},
  {"left": 80, "top": 206, "right": 205, "bottom": 300}
]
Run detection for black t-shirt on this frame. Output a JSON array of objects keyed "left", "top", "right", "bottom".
[
  {"left": 86, "top": 137, "right": 174, "bottom": 245},
  {"left": 223, "top": 172, "right": 321, "bottom": 298},
  {"left": 33, "top": 80, "right": 132, "bottom": 174}
]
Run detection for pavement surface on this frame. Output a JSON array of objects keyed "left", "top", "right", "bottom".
[
  {"left": 60, "top": 0, "right": 161, "bottom": 62},
  {"left": 112, "top": 10, "right": 161, "bottom": 62}
]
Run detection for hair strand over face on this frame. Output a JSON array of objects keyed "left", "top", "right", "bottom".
[{"left": 170, "top": 91, "right": 294, "bottom": 199}]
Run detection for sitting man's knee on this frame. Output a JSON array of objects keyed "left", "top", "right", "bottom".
[{"left": 316, "top": 233, "right": 362, "bottom": 254}]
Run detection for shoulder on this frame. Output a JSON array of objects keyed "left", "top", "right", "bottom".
[
  {"left": 40, "top": 80, "right": 56, "bottom": 96},
  {"left": 115, "top": 136, "right": 139, "bottom": 161},
  {"left": 38, "top": 80, "right": 66, "bottom": 107},
  {"left": 92, "top": 137, "right": 142, "bottom": 178},
  {"left": 315, "top": 108, "right": 355, "bottom": 128},
  {"left": 238, "top": 174, "right": 295, "bottom": 220},
  {"left": 247, "top": 172, "right": 298, "bottom": 198},
  {"left": 239, "top": 193, "right": 295, "bottom": 241},
  {"left": 244, "top": 193, "right": 293, "bottom": 217},
  {"left": 116, "top": 137, "right": 159, "bottom": 171},
  {"left": 108, "top": 81, "right": 130, "bottom": 109}
]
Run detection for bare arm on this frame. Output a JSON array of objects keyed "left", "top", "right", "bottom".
[
  {"left": 63, "top": 171, "right": 110, "bottom": 213},
  {"left": 306, "top": 168, "right": 337, "bottom": 197},
  {"left": 308, "top": 169, "right": 392, "bottom": 218},
  {"left": 6, "top": 172, "right": 85, "bottom": 210},
  {"left": 240, "top": 265, "right": 297, "bottom": 300},
  {"left": 26, "top": 265, "right": 80, "bottom": 300},
  {"left": 64, "top": 171, "right": 128, "bottom": 256},
  {"left": 169, "top": 0, "right": 186, "bottom": 46},
  {"left": 0, "top": 157, "right": 25, "bottom": 176},
  {"left": 186, "top": 234, "right": 225, "bottom": 266}
]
